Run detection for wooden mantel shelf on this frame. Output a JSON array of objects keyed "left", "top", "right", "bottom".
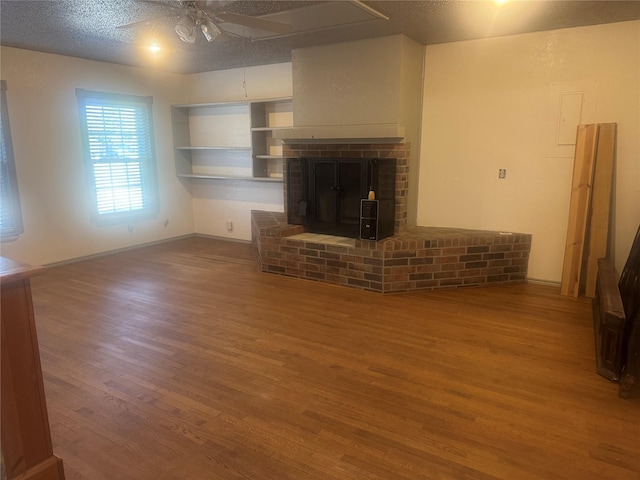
[{"left": 1, "top": 256, "right": 65, "bottom": 480}]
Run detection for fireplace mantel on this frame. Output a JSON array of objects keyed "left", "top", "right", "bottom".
[{"left": 273, "top": 124, "right": 406, "bottom": 144}]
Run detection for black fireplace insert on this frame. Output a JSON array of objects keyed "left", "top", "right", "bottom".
[{"left": 287, "top": 157, "right": 396, "bottom": 239}]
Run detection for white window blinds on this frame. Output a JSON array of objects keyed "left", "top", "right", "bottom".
[
  {"left": 0, "top": 80, "right": 24, "bottom": 239},
  {"left": 77, "top": 90, "right": 158, "bottom": 223}
]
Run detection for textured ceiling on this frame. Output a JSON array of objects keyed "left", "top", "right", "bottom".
[{"left": 1, "top": 0, "right": 639, "bottom": 74}]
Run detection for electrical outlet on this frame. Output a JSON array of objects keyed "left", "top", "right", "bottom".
[
  {"left": 499, "top": 169, "right": 507, "bottom": 179},
  {"left": 225, "top": 220, "right": 233, "bottom": 232}
]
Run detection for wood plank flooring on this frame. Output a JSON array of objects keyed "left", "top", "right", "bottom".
[{"left": 28, "top": 236, "right": 639, "bottom": 480}]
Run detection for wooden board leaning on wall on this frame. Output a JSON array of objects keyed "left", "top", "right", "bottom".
[{"left": 561, "top": 123, "right": 617, "bottom": 298}]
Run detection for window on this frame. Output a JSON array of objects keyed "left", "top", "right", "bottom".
[
  {"left": 77, "top": 89, "right": 158, "bottom": 224},
  {"left": 0, "top": 80, "right": 24, "bottom": 240}
]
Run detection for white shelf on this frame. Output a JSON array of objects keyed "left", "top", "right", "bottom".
[
  {"left": 173, "top": 101, "right": 248, "bottom": 109},
  {"left": 177, "top": 173, "right": 283, "bottom": 182},
  {"left": 250, "top": 126, "right": 293, "bottom": 132},
  {"left": 176, "top": 146, "right": 251, "bottom": 151},
  {"left": 171, "top": 97, "right": 292, "bottom": 182}
]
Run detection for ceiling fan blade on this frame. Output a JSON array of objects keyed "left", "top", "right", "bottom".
[
  {"left": 137, "top": 0, "right": 182, "bottom": 10},
  {"left": 117, "top": 13, "right": 178, "bottom": 29},
  {"left": 215, "top": 11, "right": 291, "bottom": 35},
  {"left": 134, "top": 0, "right": 184, "bottom": 15},
  {"left": 194, "top": 0, "right": 235, "bottom": 10},
  {"left": 206, "top": 29, "right": 233, "bottom": 42}
]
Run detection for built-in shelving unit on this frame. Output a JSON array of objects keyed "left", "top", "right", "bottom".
[{"left": 171, "top": 98, "right": 292, "bottom": 182}]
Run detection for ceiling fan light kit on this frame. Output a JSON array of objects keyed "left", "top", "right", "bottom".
[
  {"left": 174, "top": 3, "right": 222, "bottom": 44},
  {"left": 175, "top": 14, "right": 197, "bottom": 43},
  {"left": 200, "top": 19, "right": 221, "bottom": 42}
]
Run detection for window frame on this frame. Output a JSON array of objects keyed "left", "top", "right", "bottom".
[
  {"left": 0, "top": 80, "right": 24, "bottom": 241},
  {"left": 76, "top": 89, "right": 159, "bottom": 225}
]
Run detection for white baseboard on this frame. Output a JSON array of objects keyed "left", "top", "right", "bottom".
[{"left": 43, "top": 234, "right": 196, "bottom": 267}]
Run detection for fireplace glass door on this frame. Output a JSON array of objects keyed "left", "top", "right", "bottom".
[
  {"left": 286, "top": 156, "right": 396, "bottom": 239},
  {"left": 309, "top": 159, "right": 367, "bottom": 237}
]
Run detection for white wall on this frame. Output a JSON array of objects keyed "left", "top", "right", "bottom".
[
  {"left": 0, "top": 47, "right": 194, "bottom": 266},
  {"left": 292, "top": 36, "right": 402, "bottom": 128},
  {"left": 183, "top": 63, "right": 292, "bottom": 240},
  {"left": 418, "top": 21, "right": 640, "bottom": 282}
]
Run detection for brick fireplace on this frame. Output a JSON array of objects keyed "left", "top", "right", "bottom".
[
  {"left": 283, "top": 141, "right": 411, "bottom": 234},
  {"left": 251, "top": 139, "right": 532, "bottom": 293}
]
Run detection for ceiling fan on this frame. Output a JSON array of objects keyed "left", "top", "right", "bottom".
[{"left": 119, "top": 0, "right": 292, "bottom": 44}]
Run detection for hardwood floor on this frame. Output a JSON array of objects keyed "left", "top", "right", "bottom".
[{"left": 29, "top": 236, "right": 639, "bottom": 480}]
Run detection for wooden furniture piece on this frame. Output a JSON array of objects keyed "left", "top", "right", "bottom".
[
  {"left": 593, "top": 257, "right": 627, "bottom": 381},
  {"left": 618, "top": 226, "right": 640, "bottom": 398},
  {"left": 1, "top": 257, "right": 65, "bottom": 480},
  {"left": 171, "top": 97, "right": 292, "bottom": 182},
  {"left": 593, "top": 225, "right": 640, "bottom": 398}
]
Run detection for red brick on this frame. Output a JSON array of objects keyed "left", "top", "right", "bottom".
[
  {"left": 415, "top": 279, "right": 438, "bottom": 289},
  {"left": 435, "top": 255, "right": 459, "bottom": 264},
  {"left": 300, "top": 263, "right": 320, "bottom": 272},
  {"left": 387, "top": 281, "right": 411, "bottom": 292},
  {"left": 463, "top": 276, "right": 486, "bottom": 285},
  {"left": 306, "top": 257, "right": 326, "bottom": 265},
  {"left": 284, "top": 268, "right": 304, "bottom": 277},
  {"left": 306, "top": 271, "right": 326, "bottom": 280},
  {"left": 416, "top": 264, "right": 441, "bottom": 273},
  {"left": 443, "top": 247, "right": 466, "bottom": 255},
  {"left": 434, "top": 271, "right": 457, "bottom": 280},
  {"left": 458, "top": 268, "right": 486, "bottom": 278},
  {"left": 325, "top": 274, "right": 347, "bottom": 285},
  {"left": 418, "top": 248, "right": 443, "bottom": 257},
  {"left": 440, "top": 262, "right": 465, "bottom": 271},
  {"left": 348, "top": 278, "right": 371, "bottom": 288}
]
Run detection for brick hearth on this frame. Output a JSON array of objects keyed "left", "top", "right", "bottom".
[{"left": 251, "top": 211, "right": 532, "bottom": 294}]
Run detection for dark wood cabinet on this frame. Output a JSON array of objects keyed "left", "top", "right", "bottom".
[{"left": 1, "top": 257, "right": 65, "bottom": 480}]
